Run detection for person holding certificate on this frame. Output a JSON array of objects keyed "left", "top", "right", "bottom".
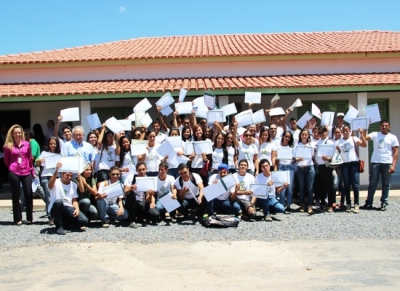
[
  {"left": 155, "top": 162, "right": 177, "bottom": 221},
  {"left": 35, "top": 136, "right": 62, "bottom": 225},
  {"left": 363, "top": 119, "right": 399, "bottom": 211},
  {"left": 96, "top": 129, "right": 117, "bottom": 183},
  {"left": 276, "top": 131, "right": 295, "bottom": 212},
  {"left": 314, "top": 126, "right": 336, "bottom": 212},
  {"left": 48, "top": 163, "right": 88, "bottom": 235},
  {"left": 232, "top": 159, "right": 256, "bottom": 220},
  {"left": 238, "top": 130, "right": 259, "bottom": 176},
  {"left": 188, "top": 124, "right": 211, "bottom": 186},
  {"left": 294, "top": 129, "right": 315, "bottom": 214},
  {"left": 77, "top": 164, "right": 99, "bottom": 221},
  {"left": 209, "top": 163, "right": 241, "bottom": 216},
  {"left": 174, "top": 163, "right": 206, "bottom": 221},
  {"left": 116, "top": 135, "right": 137, "bottom": 183},
  {"left": 336, "top": 126, "right": 367, "bottom": 213},
  {"left": 138, "top": 130, "right": 164, "bottom": 177},
  {"left": 124, "top": 162, "right": 160, "bottom": 228},
  {"left": 97, "top": 166, "right": 128, "bottom": 227},
  {"left": 3, "top": 125, "right": 35, "bottom": 225},
  {"left": 255, "top": 159, "right": 286, "bottom": 221},
  {"left": 258, "top": 127, "right": 277, "bottom": 170}
]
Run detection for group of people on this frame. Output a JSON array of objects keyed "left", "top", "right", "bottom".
[{"left": 1, "top": 101, "right": 398, "bottom": 235}]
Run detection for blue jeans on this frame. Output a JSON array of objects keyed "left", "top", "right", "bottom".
[
  {"left": 340, "top": 162, "right": 360, "bottom": 205},
  {"left": 97, "top": 199, "right": 128, "bottom": 222},
  {"left": 261, "top": 197, "right": 285, "bottom": 215},
  {"left": 278, "top": 164, "right": 294, "bottom": 207},
  {"left": 79, "top": 198, "right": 99, "bottom": 220},
  {"left": 212, "top": 199, "right": 241, "bottom": 215},
  {"left": 40, "top": 176, "right": 51, "bottom": 219},
  {"left": 295, "top": 166, "right": 315, "bottom": 206},
  {"left": 50, "top": 199, "right": 88, "bottom": 229},
  {"left": 367, "top": 163, "right": 392, "bottom": 206}
]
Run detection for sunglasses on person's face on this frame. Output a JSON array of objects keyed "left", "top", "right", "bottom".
[
  {"left": 245, "top": 134, "right": 252, "bottom": 137},
  {"left": 110, "top": 173, "right": 120, "bottom": 176},
  {"left": 179, "top": 171, "right": 188, "bottom": 176}
]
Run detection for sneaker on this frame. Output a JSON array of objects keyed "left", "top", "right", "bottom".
[
  {"left": 346, "top": 204, "right": 351, "bottom": 213},
  {"left": 170, "top": 216, "right": 177, "bottom": 223},
  {"left": 299, "top": 204, "right": 305, "bottom": 212},
  {"left": 265, "top": 214, "right": 272, "bottom": 222},
  {"left": 101, "top": 222, "right": 110, "bottom": 228},
  {"left": 80, "top": 226, "right": 87, "bottom": 231},
  {"left": 361, "top": 203, "right": 372, "bottom": 210},
  {"left": 129, "top": 222, "right": 138, "bottom": 228},
  {"left": 307, "top": 206, "right": 314, "bottom": 214},
  {"left": 165, "top": 212, "right": 171, "bottom": 220},
  {"left": 353, "top": 204, "right": 360, "bottom": 213},
  {"left": 326, "top": 206, "right": 333, "bottom": 213},
  {"left": 48, "top": 218, "right": 54, "bottom": 226},
  {"left": 381, "top": 204, "right": 387, "bottom": 211},
  {"left": 56, "top": 227, "right": 66, "bottom": 235}
]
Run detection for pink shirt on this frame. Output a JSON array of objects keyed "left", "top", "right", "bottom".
[{"left": 4, "top": 141, "right": 34, "bottom": 176}]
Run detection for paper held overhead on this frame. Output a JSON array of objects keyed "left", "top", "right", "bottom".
[
  {"left": 344, "top": 105, "right": 359, "bottom": 124},
  {"left": 296, "top": 111, "right": 313, "bottom": 129},
  {"left": 133, "top": 98, "right": 152, "bottom": 112},
  {"left": 134, "top": 112, "right": 145, "bottom": 126},
  {"left": 311, "top": 103, "right": 322, "bottom": 119},
  {"left": 195, "top": 105, "right": 209, "bottom": 119},
  {"left": 156, "top": 92, "right": 174, "bottom": 109},
  {"left": 289, "top": 98, "right": 302, "bottom": 111},
  {"left": 366, "top": 103, "right": 381, "bottom": 124},
  {"left": 175, "top": 102, "right": 192, "bottom": 114},
  {"left": 86, "top": 113, "right": 102, "bottom": 130},
  {"left": 105, "top": 117, "right": 125, "bottom": 134},
  {"left": 192, "top": 96, "right": 205, "bottom": 108},
  {"left": 244, "top": 92, "right": 261, "bottom": 104},
  {"left": 271, "top": 94, "right": 280, "bottom": 104},
  {"left": 60, "top": 107, "right": 80, "bottom": 122},
  {"left": 160, "top": 106, "right": 173, "bottom": 116},
  {"left": 235, "top": 109, "right": 254, "bottom": 127},
  {"left": 321, "top": 112, "right": 335, "bottom": 127},
  {"left": 204, "top": 93, "right": 216, "bottom": 109},
  {"left": 138, "top": 113, "right": 153, "bottom": 128},
  {"left": 118, "top": 119, "right": 132, "bottom": 131},
  {"left": 269, "top": 107, "right": 285, "bottom": 116},
  {"left": 207, "top": 110, "right": 225, "bottom": 123},
  {"left": 179, "top": 88, "right": 188, "bottom": 102},
  {"left": 221, "top": 103, "right": 237, "bottom": 117},
  {"left": 252, "top": 109, "right": 266, "bottom": 124},
  {"left": 351, "top": 117, "right": 369, "bottom": 130}
]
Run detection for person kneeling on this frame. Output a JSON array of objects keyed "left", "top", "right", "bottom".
[
  {"left": 48, "top": 163, "right": 88, "bottom": 235},
  {"left": 97, "top": 166, "right": 128, "bottom": 228},
  {"left": 255, "top": 159, "right": 286, "bottom": 222}
]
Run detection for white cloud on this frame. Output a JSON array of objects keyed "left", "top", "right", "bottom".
[{"left": 119, "top": 6, "right": 126, "bottom": 13}]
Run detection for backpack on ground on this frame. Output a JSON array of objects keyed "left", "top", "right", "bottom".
[{"left": 203, "top": 214, "right": 240, "bottom": 228}]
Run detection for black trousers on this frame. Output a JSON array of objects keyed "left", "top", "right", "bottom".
[
  {"left": 124, "top": 193, "right": 160, "bottom": 223},
  {"left": 8, "top": 171, "right": 33, "bottom": 223},
  {"left": 50, "top": 199, "right": 88, "bottom": 229},
  {"left": 315, "top": 165, "right": 335, "bottom": 206}
]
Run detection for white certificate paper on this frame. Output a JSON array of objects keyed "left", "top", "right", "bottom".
[
  {"left": 135, "top": 177, "right": 157, "bottom": 192},
  {"left": 204, "top": 93, "right": 215, "bottom": 109},
  {"left": 316, "top": 144, "right": 335, "bottom": 157},
  {"left": 184, "top": 142, "right": 195, "bottom": 155},
  {"left": 297, "top": 111, "right": 313, "bottom": 129},
  {"left": 245, "top": 92, "right": 261, "bottom": 104},
  {"left": 156, "top": 140, "right": 175, "bottom": 157},
  {"left": 44, "top": 154, "right": 62, "bottom": 169},
  {"left": 193, "top": 140, "right": 213, "bottom": 155},
  {"left": 269, "top": 107, "right": 285, "bottom": 116},
  {"left": 105, "top": 117, "right": 125, "bottom": 134},
  {"left": 159, "top": 192, "right": 181, "bottom": 212},
  {"left": 161, "top": 106, "right": 173, "bottom": 117},
  {"left": 167, "top": 136, "right": 183, "bottom": 151},
  {"left": 277, "top": 147, "right": 293, "bottom": 160},
  {"left": 203, "top": 182, "right": 227, "bottom": 202},
  {"left": 156, "top": 92, "right": 174, "bottom": 109},
  {"left": 130, "top": 141, "right": 148, "bottom": 156},
  {"left": 249, "top": 184, "right": 268, "bottom": 199},
  {"left": 271, "top": 171, "right": 290, "bottom": 187},
  {"left": 118, "top": 119, "right": 132, "bottom": 131},
  {"left": 60, "top": 107, "right": 80, "bottom": 122},
  {"left": 351, "top": 117, "right": 369, "bottom": 130},
  {"left": 58, "top": 157, "right": 81, "bottom": 173},
  {"left": 87, "top": 113, "right": 102, "bottom": 130},
  {"left": 133, "top": 98, "right": 152, "bottom": 113},
  {"left": 289, "top": 98, "right": 302, "bottom": 111},
  {"left": 294, "top": 146, "right": 313, "bottom": 159},
  {"left": 236, "top": 109, "right": 254, "bottom": 127},
  {"left": 138, "top": 113, "right": 153, "bottom": 128},
  {"left": 344, "top": 105, "right": 359, "bottom": 124},
  {"left": 311, "top": 103, "right": 322, "bottom": 119},
  {"left": 175, "top": 102, "right": 193, "bottom": 114},
  {"left": 366, "top": 103, "right": 381, "bottom": 124},
  {"left": 321, "top": 112, "right": 335, "bottom": 127},
  {"left": 207, "top": 110, "right": 225, "bottom": 123},
  {"left": 252, "top": 109, "right": 266, "bottom": 124},
  {"left": 179, "top": 88, "right": 188, "bottom": 102},
  {"left": 103, "top": 182, "right": 124, "bottom": 200},
  {"left": 194, "top": 106, "right": 209, "bottom": 119},
  {"left": 220, "top": 174, "right": 237, "bottom": 189},
  {"left": 221, "top": 103, "right": 237, "bottom": 117}
]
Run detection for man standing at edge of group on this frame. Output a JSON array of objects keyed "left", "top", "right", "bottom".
[{"left": 363, "top": 119, "right": 399, "bottom": 211}]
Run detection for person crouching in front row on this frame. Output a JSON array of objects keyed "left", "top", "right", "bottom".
[{"left": 48, "top": 163, "right": 88, "bottom": 235}]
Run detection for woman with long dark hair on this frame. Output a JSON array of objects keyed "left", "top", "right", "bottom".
[{"left": 97, "top": 129, "right": 117, "bottom": 183}]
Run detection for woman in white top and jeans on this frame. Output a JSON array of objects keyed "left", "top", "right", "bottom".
[
  {"left": 238, "top": 130, "right": 259, "bottom": 176},
  {"left": 277, "top": 131, "right": 295, "bottom": 211},
  {"left": 97, "top": 130, "right": 117, "bottom": 183},
  {"left": 336, "top": 126, "right": 367, "bottom": 213}
]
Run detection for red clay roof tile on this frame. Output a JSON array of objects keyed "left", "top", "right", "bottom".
[
  {"left": 0, "top": 31, "right": 399, "bottom": 65},
  {"left": 0, "top": 72, "right": 399, "bottom": 98}
]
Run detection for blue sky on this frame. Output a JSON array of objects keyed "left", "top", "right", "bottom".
[{"left": 0, "top": 0, "right": 399, "bottom": 55}]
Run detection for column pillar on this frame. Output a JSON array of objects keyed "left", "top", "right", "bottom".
[
  {"left": 80, "top": 100, "right": 91, "bottom": 135},
  {"left": 356, "top": 92, "right": 369, "bottom": 185}
]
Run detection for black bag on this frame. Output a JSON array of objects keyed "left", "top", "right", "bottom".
[{"left": 203, "top": 215, "right": 240, "bottom": 228}]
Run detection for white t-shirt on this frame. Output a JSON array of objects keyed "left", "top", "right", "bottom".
[
  {"left": 49, "top": 179, "right": 78, "bottom": 212},
  {"left": 336, "top": 137, "right": 360, "bottom": 163},
  {"left": 315, "top": 138, "right": 334, "bottom": 165},
  {"left": 174, "top": 172, "right": 202, "bottom": 199},
  {"left": 98, "top": 145, "right": 117, "bottom": 171},
  {"left": 258, "top": 142, "right": 276, "bottom": 162},
  {"left": 98, "top": 180, "right": 124, "bottom": 205},
  {"left": 156, "top": 174, "right": 175, "bottom": 198},
  {"left": 238, "top": 140, "right": 258, "bottom": 171},
  {"left": 226, "top": 146, "right": 236, "bottom": 169},
  {"left": 288, "top": 128, "right": 300, "bottom": 145},
  {"left": 209, "top": 174, "right": 232, "bottom": 200},
  {"left": 116, "top": 151, "right": 138, "bottom": 179},
  {"left": 232, "top": 172, "right": 255, "bottom": 201},
  {"left": 255, "top": 173, "right": 276, "bottom": 198},
  {"left": 144, "top": 144, "right": 163, "bottom": 172},
  {"left": 369, "top": 132, "right": 399, "bottom": 163},
  {"left": 124, "top": 174, "right": 146, "bottom": 202},
  {"left": 211, "top": 148, "right": 224, "bottom": 170}
]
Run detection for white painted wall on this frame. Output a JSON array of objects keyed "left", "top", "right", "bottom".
[{"left": 1, "top": 57, "right": 400, "bottom": 83}]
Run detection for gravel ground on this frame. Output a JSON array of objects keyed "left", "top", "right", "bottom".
[{"left": 1, "top": 200, "right": 399, "bottom": 249}]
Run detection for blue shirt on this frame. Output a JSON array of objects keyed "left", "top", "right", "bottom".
[{"left": 61, "top": 140, "right": 95, "bottom": 163}]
